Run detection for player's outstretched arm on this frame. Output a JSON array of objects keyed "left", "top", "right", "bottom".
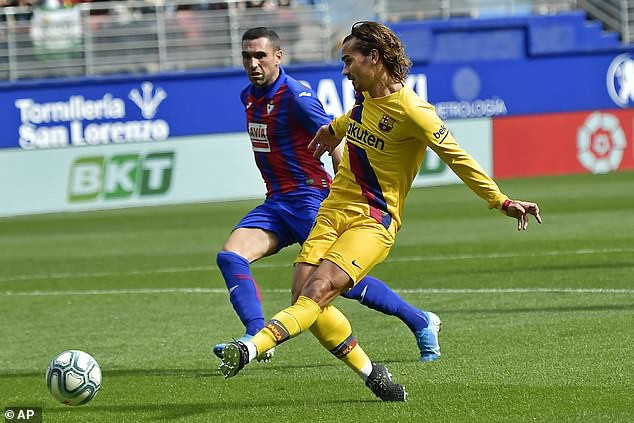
[
  {"left": 504, "top": 200, "right": 542, "bottom": 231},
  {"left": 309, "top": 124, "right": 341, "bottom": 158}
]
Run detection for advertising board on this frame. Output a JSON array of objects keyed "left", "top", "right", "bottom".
[
  {"left": 493, "top": 109, "right": 634, "bottom": 178},
  {"left": 0, "top": 51, "right": 629, "bottom": 150}
]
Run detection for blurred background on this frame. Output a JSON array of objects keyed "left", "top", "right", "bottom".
[
  {"left": 1, "top": 0, "right": 633, "bottom": 216},
  {"left": 0, "top": 0, "right": 628, "bottom": 78}
]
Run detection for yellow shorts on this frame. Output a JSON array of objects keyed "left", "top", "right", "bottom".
[{"left": 295, "top": 206, "right": 396, "bottom": 283}]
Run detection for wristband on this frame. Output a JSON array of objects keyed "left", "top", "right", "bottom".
[
  {"left": 328, "top": 123, "right": 335, "bottom": 136},
  {"left": 502, "top": 199, "right": 512, "bottom": 212}
]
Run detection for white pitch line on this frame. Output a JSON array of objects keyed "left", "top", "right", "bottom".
[
  {"left": 387, "top": 247, "right": 634, "bottom": 263},
  {"left": 0, "top": 266, "right": 214, "bottom": 283},
  {"left": 2, "top": 287, "right": 634, "bottom": 297},
  {"left": 0, "top": 247, "right": 632, "bottom": 284},
  {"left": 396, "top": 288, "right": 634, "bottom": 294}
]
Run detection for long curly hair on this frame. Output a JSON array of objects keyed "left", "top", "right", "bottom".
[{"left": 343, "top": 21, "right": 412, "bottom": 82}]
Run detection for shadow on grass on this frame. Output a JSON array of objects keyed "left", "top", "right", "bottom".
[
  {"left": 0, "top": 368, "right": 215, "bottom": 379},
  {"left": 0, "top": 362, "right": 342, "bottom": 379},
  {"left": 42, "top": 397, "right": 379, "bottom": 421}
]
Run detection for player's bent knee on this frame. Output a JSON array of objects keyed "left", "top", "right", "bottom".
[
  {"left": 216, "top": 250, "right": 243, "bottom": 268},
  {"left": 301, "top": 277, "right": 345, "bottom": 307}
]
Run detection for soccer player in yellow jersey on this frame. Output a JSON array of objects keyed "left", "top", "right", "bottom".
[{"left": 218, "top": 21, "right": 542, "bottom": 402}]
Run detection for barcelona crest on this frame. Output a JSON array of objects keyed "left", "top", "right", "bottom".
[{"left": 378, "top": 115, "right": 394, "bottom": 132}]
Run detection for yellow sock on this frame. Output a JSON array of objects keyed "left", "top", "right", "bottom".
[
  {"left": 252, "top": 295, "right": 321, "bottom": 358},
  {"left": 309, "top": 305, "right": 371, "bottom": 374}
]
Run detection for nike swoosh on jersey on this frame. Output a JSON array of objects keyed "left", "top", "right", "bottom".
[{"left": 351, "top": 260, "right": 362, "bottom": 269}]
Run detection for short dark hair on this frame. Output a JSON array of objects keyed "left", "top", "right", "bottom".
[{"left": 242, "top": 27, "right": 281, "bottom": 51}]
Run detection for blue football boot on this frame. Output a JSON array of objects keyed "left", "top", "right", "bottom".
[{"left": 416, "top": 311, "right": 441, "bottom": 362}]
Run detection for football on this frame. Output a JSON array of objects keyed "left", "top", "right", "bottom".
[{"left": 45, "top": 350, "right": 102, "bottom": 406}]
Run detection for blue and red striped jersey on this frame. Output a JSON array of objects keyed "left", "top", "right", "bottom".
[{"left": 240, "top": 67, "right": 332, "bottom": 197}]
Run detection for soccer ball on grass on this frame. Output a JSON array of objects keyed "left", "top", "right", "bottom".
[{"left": 46, "top": 350, "right": 101, "bottom": 406}]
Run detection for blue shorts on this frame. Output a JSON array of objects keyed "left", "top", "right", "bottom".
[{"left": 235, "top": 187, "right": 329, "bottom": 252}]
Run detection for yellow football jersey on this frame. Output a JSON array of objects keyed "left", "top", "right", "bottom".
[{"left": 326, "top": 84, "right": 507, "bottom": 231}]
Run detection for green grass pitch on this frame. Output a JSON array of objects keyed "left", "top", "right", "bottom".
[{"left": 1, "top": 171, "right": 633, "bottom": 422}]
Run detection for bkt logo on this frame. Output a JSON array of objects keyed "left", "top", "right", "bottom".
[
  {"left": 68, "top": 152, "right": 174, "bottom": 202},
  {"left": 607, "top": 53, "right": 634, "bottom": 107}
]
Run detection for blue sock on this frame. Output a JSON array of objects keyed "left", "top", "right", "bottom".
[
  {"left": 216, "top": 251, "right": 265, "bottom": 336},
  {"left": 342, "top": 275, "right": 428, "bottom": 333}
]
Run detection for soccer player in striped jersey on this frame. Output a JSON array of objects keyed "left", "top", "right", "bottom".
[
  {"left": 218, "top": 21, "right": 542, "bottom": 401},
  {"left": 213, "top": 27, "right": 442, "bottom": 364}
]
